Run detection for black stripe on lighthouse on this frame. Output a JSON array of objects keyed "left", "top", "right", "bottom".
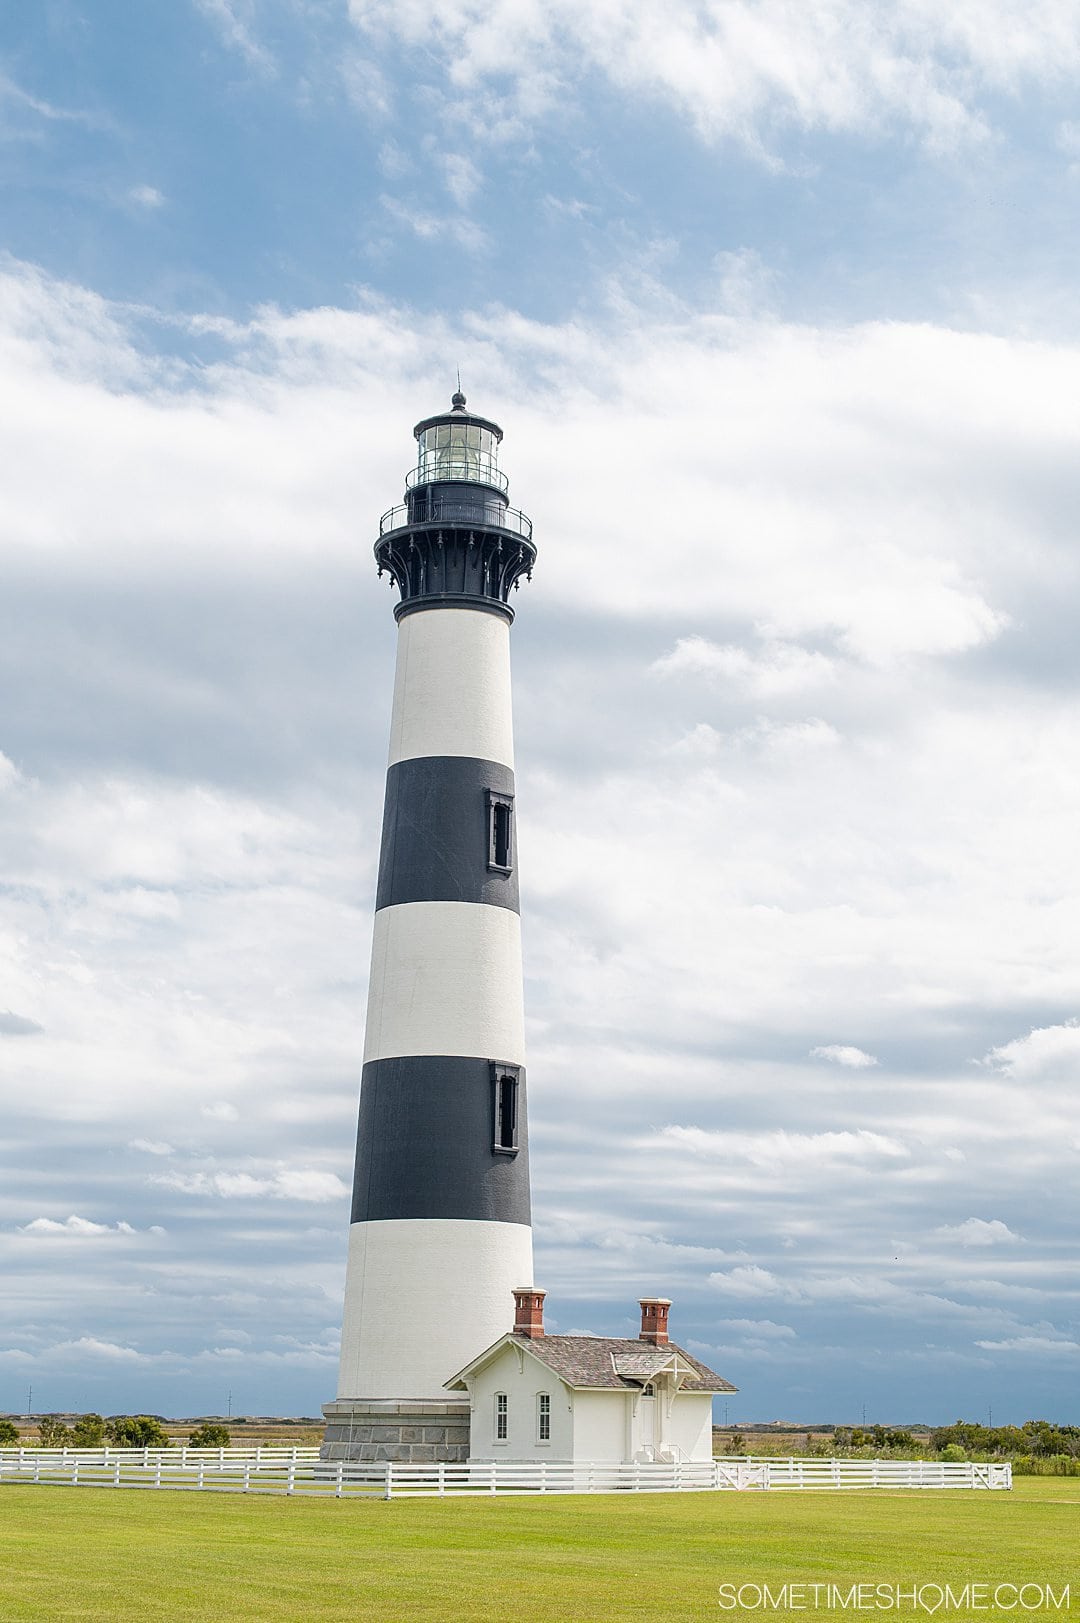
[
  {"left": 376, "top": 756, "right": 518, "bottom": 912},
  {"left": 351, "top": 1056, "right": 530, "bottom": 1224}
]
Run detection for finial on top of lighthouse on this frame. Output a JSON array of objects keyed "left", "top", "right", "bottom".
[{"left": 452, "top": 369, "right": 466, "bottom": 411}]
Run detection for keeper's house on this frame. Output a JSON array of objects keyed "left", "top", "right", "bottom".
[{"left": 445, "top": 1289, "right": 736, "bottom": 1465}]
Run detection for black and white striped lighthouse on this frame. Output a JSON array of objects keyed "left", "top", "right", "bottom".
[{"left": 322, "top": 392, "right": 537, "bottom": 1464}]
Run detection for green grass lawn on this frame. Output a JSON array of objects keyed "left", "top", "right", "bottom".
[{"left": 1, "top": 1480, "right": 1076, "bottom": 1622}]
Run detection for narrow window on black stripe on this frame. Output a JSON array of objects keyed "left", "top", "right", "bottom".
[
  {"left": 492, "top": 1064, "right": 520, "bottom": 1155},
  {"left": 487, "top": 790, "right": 514, "bottom": 873}
]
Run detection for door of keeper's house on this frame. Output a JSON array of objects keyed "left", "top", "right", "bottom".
[{"left": 639, "top": 1384, "right": 656, "bottom": 1454}]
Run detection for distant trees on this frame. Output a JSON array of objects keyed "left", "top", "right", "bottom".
[
  {"left": 37, "top": 1416, "right": 74, "bottom": 1446},
  {"left": 37, "top": 1413, "right": 168, "bottom": 1447},
  {"left": 931, "top": 1420, "right": 1080, "bottom": 1459},
  {"left": 188, "top": 1423, "right": 231, "bottom": 1448},
  {"left": 71, "top": 1414, "right": 105, "bottom": 1447},
  {"left": 833, "top": 1426, "right": 915, "bottom": 1453},
  {"left": 0, "top": 1419, "right": 18, "bottom": 1445},
  {"left": 104, "top": 1415, "right": 171, "bottom": 1448}
]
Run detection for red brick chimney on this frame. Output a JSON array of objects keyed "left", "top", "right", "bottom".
[
  {"left": 513, "top": 1286, "right": 546, "bottom": 1339},
  {"left": 639, "top": 1298, "right": 671, "bottom": 1346}
]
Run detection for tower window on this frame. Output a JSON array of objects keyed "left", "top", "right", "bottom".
[
  {"left": 536, "top": 1392, "right": 551, "bottom": 1444},
  {"left": 494, "top": 1392, "right": 508, "bottom": 1442},
  {"left": 487, "top": 791, "right": 514, "bottom": 873},
  {"left": 491, "top": 1064, "right": 520, "bottom": 1156}
]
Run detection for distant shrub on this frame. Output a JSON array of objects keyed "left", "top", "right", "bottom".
[
  {"left": 941, "top": 1443, "right": 967, "bottom": 1462},
  {"left": 189, "top": 1424, "right": 231, "bottom": 1448},
  {"left": 0, "top": 1419, "right": 19, "bottom": 1446},
  {"left": 1011, "top": 1454, "right": 1080, "bottom": 1477},
  {"left": 71, "top": 1413, "right": 105, "bottom": 1447},
  {"left": 105, "top": 1415, "right": 171, "bottom": 1448},
  {"left": 932, "top": 1420, "right": 1080, "bottom": 1459},
  {"left": 38, "top": 1416, "right": 74, "bottom": 1447}
]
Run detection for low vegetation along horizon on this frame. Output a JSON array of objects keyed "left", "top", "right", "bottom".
[
  {"left": 0, "top": 1478, "right": 1076, "bottom": 1621},
  {"left": 4, "top": 1415, "right": 1079, "bottom": 1474}
]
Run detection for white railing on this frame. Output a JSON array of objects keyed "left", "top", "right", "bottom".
[
  {"left": 718, "top": 1457, "right": 1012, "bottom": 1491},
  {"left": 0, "top": 1450, "right": 1010, "bottom": 1497},
  {"left": 0, "top": 1445, "right": 319, "bottom": 1470}
]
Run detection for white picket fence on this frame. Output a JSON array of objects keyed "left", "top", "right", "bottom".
[
  {"left": 0, "top": 1449, "right": 1010, "bottom": 1497},
  {"left": 715, "top": 1458, "right": 1012, "bottom": 1491},
  {"left": 0, "top": 1445, "right": 319, "bottom": 1470}
]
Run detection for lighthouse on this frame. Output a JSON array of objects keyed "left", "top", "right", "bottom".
[{"left": 322, "top": 392, "right": 537, "bottom": 1464}]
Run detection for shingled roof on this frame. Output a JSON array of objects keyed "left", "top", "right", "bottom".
[{"left": 446, "top": 1334, "right": 736, "bottom": 1394}]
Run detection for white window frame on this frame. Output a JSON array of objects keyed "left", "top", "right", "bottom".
[
  {"left": 494, "top": 1391, "right": 508, "bottom": 1444},
  {"left": 536, "top": 1391, "right": 551, "bottom": 1445}
]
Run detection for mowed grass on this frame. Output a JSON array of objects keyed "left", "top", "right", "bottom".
[{"left": 0, "top": 1479, "right": 1076, "bottom": 1622}]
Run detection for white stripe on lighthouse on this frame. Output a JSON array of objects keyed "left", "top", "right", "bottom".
[
  {"left": 362, "top": 900, "right": 525, "bottom": 1065},
  {"left": 337, "top": 1217, "right": 534, "bottom": 1401},
  {"left": 388, "top": 607, "right": 515, "bottom": 769}
]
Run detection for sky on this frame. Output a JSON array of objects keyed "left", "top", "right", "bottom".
[{"left": 2, "top": 0, "right": 1080, "bottom": 1426}]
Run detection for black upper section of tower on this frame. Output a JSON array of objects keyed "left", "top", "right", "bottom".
[{"left": 375, "top": 392, "right": 536, "bottom": 622}]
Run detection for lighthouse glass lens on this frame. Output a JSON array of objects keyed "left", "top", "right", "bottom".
[{"left": 417, "top": 421, "right": 500, "bottom": 486}]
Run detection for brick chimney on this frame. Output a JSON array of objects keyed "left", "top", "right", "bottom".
[
  {"left": 639, "top": 1297, "right": 671, "bottom": 1346},
  {"left": 513, "top": 1286, "right": 546, "bottom": 1339}
]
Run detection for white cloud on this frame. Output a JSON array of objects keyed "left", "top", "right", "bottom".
[
  {"left": 707, "top": 1266, "right": 803, "bottom": 1301},
  {"left": 51, "top": 1336, "right": 146, "bottom": 1361},
  {"left": 0, "top": 1009, "right": 43, "bottom": 1036},
  {"left": 128, "top": 1138, "right": 174, "bottom": 1156},
  {"left": 811, "top": 1045, "right": 879, "bottom": 1069},
  {"left": 379, "top": 194, "right": 489, "bottom": 252},
  {"left": 440, "top": 152, "right": 481, "bottom": 208},
  {"left": 935, "top": 1218, "right": 1022, "bottom": 1248},
  {"left": 192, "top": 0, "right": 276, "bottom": 74},
  {"left": 0, "top": 71, "right": 105, "bottom": 130},
  {"left": 346, "top": 0, "right": 1080, "bottom": 156},
  {"left": 201, "top": 1102, "right": 240, "bottom": 1122},
  {"left": 127, "top": 185, "right": 164, "bottom": 210},
  {"left": 18, "top": 1215, "right": 138, "bottom": 1237},
  {"left": 662, "top": 1127, "right": 907, "bottom": 1168},
  {"left": 711, "top": 1319, "right": 797, "bottom": 1339},
  {"left": 654, "top": 635, "right": 837, "bottom": 696},
  {"left": 154, "top": 1167, "right": 348, "bottom": 1203},
  {"left": 975, "top": 1335, "right": 1080, "bottom": 1355},
  {"left": 984, "top": 1021, "right": 1080, "bottom": 1082}
]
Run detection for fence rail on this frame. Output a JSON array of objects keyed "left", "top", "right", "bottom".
[
  {"left": 0, "top": 1446, "right": 319, "bottom": 1468},
  {"left": 0, "top": 1451, "right": 1010, "bottom": 1498}
]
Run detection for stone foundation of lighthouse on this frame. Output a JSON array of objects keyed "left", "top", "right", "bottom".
[{"left": 323, "top": 394, "right": 536, "bottom": 1463}]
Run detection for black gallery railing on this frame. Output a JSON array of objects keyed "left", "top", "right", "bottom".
[{"left": 379, "top": 502, "right": 533, "bottom": 541}]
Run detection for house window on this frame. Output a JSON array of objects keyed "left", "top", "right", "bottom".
[
  {"left": 492, "top": 1065, "right": 520, "bottom": 1155},
  {"left": 536, "top": 1392, "right": 551, "bottom": 1444},
  {"left": 487, "top": 791, "right": 514, "bottom": 873},
  {"left": 642, "top": 1384, "right": 654, "bottom": 1397},
  {"left": 494, "top": 1392, "right": 508, "bottom": 1442}
]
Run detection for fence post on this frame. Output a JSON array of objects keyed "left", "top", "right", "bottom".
[
  {"left": 198, "top": 1459, "right": 205, "bottom": 1491},
  {"left": 335, "top": 1463, "right": 344, "bottom": 1499},
  {"left": 383, "top": 1462, "right": 393, "bottom": 1501},
  {"left": 114, "top": 1460, "right": 121, "bottom": 1489},
  {"left": 155, "top": 1458, "right": 162, "bottom": 1490},
  {"left": 437, "top": 1463, "right": 445, "bottom": 1498},
  {"left": 286, "top": 1461, "right": 296, "bottom": 1496}
]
